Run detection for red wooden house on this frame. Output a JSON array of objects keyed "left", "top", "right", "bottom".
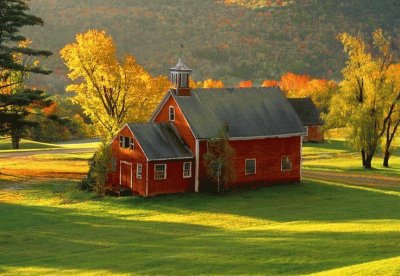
[
  {"left": 107, "top": 59, "right": 306, "bottom": 196},
  {"left": 288, "top": 98, "right": 324, "bottom": 143}
]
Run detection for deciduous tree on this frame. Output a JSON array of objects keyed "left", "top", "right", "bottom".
[{"left": 60, "top": 30, "right": 170, "bottom": 139}]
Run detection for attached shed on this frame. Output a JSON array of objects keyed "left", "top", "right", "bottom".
[
  {"left": 108, "top": 123, "right": 194, "bottom": 196},
  {"left": 288, "top": 98, "right": 324, "bottom": 142}
]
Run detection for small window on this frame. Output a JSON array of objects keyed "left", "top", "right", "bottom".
[
  {"left": 245, "top": 159, "right": 256, "bottom": 175},
  {"left": 154, "top": 164, "right": 167, "bottom": 180},
  {"left": 111, "top": 157, "right": 117, "bottom": 172},
  {"left": 137, "top": 163, "right": 142, "bottom": 179},
  {"left": 123, "top": 136, "right": 130, "bottom": 148},
  {"left": 211, "top": 161, "right": 222, "bottom": 177},
  {"left": 119, "top": 136, "right": 123, "bottom": 148},
  {"left": 169, "top": 106, "right": 175, "bottom": 121},
  {"left": 180, "top": 74, "right": 187, "bottom": 87},
  {"left": 281, "top": 156, "right": 292, "bottom": 171},
  {"left": 183, "top": 162, "right": 192, "bottom": 178},
  {"left": 130, "top": 138, "right": 134, "bottom": 150}
]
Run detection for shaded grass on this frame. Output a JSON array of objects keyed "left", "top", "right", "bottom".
[{"left": 0, "top": 178, "right": 399, "bottom": 275}]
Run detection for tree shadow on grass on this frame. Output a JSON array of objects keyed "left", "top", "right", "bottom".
[
  {"left": 110, "top": 180, "right": 400, "bottom": 223},
  {"left": 0, "top": 201, "right": 399, "bottom": 275}
]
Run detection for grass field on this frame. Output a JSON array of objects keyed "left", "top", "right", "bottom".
[
  {"left": 0, "top": 139, "right": 399, "bottom": 275},
  {"left": 0, "top": 137, "right": 100, "bottom": 152},
  {"left": 1, "top": 178, "right": 399, "bottom": 275}
]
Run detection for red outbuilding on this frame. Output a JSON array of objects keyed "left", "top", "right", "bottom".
[
  {"left": 288, "top": 98, "right": 324, "bottom": 143},
  {"left": 107, "top": 58, "right": 306, "bottom": 196}
]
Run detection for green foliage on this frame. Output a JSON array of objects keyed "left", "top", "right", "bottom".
[
  {"left": 327, "top": 30, "right": 398, "bottom": 168},
  {"left": 203, "top": 126, "right": 236, "bottom": 192},
  {"left": 80, "top": 142, "right": 111, "bottom": 195},
  {"left": 23, "top": 0, "right": 400, "bottom": 93},
  {"left": 0, "top": 0, "right": 54, "bottom": 148}
]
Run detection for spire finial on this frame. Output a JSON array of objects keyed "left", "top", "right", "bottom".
[{"left": 180, "top": 43, "right": 184, "bottom": 59}]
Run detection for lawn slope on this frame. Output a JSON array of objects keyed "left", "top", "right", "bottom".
[{"left": 0, "top": 178, "right": 399, "bottom": 275}]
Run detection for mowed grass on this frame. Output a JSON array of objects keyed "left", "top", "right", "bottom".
[
  {"left": 0, "top": 179, "right": 399, "bottom": 275},
  {"left": 0, "top": 137, "right": 100, "bottom": 152},
  {"left": 0, "top": 138, "right": 399, "bottom": 275},
  {"left": 303, "top": 139, "right": 400, "bottom": 177}
]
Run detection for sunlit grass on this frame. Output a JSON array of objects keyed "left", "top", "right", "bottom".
[
  {"left": 0, "top": 138, "right": 62, "bottom": 151},
  {"left": 0, "top": 137, "right": 100, "bottom": 152},
  {"left": 0, "top": 179, "right": 399, "bottom": 275}
]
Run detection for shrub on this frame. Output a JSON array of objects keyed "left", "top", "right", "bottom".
[{"left": 79, "top": 142, "right": 111, "bottom": 195}]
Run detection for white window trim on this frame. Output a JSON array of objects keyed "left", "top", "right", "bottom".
[
  {"left": 136, "top": 163, "right": 142, "bottom": 179},
  {"left": 130, "top": 137, "right": 134, "bottom": 150},
  {"left": 154, "top": 163, "right": 167, "bottom": 180},
  {"left": 281, "top": 156, "right": 293, "bottom": 172},
  {"left": 183, "top": 162, "right": 192, "bottom": 178},
  {"left": 305, "top": 126, "right": 309, "bottom": 136},
  {"left": 169, "top": 106, "right": 175, "bottom": 122},
  {"left": 245, "top": 158, "right": 256, "bottom": 175},
  {"left": 119, "top": 135, "right": 123, "bottom": 148}
]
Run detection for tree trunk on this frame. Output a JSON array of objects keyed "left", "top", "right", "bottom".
[
  {"left": 11, "top": 135, "right": 20, "bottom": 149},
  {"left": 383, "top": 150, "right": 390, "bottom": 168},
  {"left": 361, "top": 149, "right": 367, "bottom": 167},
  {"left": 364, "top": 153, "right": 373, "bottom": 169}
]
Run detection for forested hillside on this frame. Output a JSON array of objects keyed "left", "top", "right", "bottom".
[{"left": 24, "top": 0, "right": 400, "bottom": 93}]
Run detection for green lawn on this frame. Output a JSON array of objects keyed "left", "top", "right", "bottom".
[
  {"left": 0, "top": 178, "right": 399, "bottom": 275},
  {"left": 303, "top": 139, "right": 400, "bottom": 177},
  {"left": 0, "top": 137, "right": 100, "bottom": 152},
  {"left": 0, "top": 138, "right": 399, "bottom": 275}
]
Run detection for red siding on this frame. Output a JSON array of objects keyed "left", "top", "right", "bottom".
[
  {"left": 198, "top": 136, "right": 301, "bottom": 191},
  {"left": 107, "top": 125, "right": 148, "bottom": 195},
  {"left": 153, "top": 95, "right": 196, "bottom": 153},
  {"left": 147, "top": 159, "right": 195, "bottom": 196},
  {"left": 304, "top": 125, "right": 324, "bottom": 142}
]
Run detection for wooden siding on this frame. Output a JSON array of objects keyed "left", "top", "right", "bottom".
[
  {"left": 153, "top": 95, "right": 196, "bottom": 153},
  {"left": 304, "top": 125, "right": 324, "bottom": 143},
  {"left": 108, "top": 125, "right": 148, "bottom": 195},
  {"left": 147, "top": 159, "right": 195, "bottom": 196},
  {"left": 198, "top": 136, "right": 301, "bottom": 191}
]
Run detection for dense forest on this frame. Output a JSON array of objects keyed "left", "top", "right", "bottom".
[{"left": 24, "top": 0, "right": 400, "bottom": 93}]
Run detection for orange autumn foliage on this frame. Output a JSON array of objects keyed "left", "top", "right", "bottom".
[
  {"left": 279, "top": 72, "right": 311, "bottom": 93},
  {"left": 238, "top": 80, "right": 253, "bottom": 88},
  {"left": 203, "top": 79, "right": 224, "bottom": 88},
  {"left": 261, "top": 79, "right": 278, "bottom": 87}
]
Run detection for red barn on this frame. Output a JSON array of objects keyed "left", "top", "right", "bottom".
[
  {"left": 288, "top": 98, "right": 324, "bottom": 143},
  {"left": 107, "top": 59, "right": 306, "bottom": 196}
]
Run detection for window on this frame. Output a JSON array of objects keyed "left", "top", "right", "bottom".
[
  {"left": 305, "top": 126, "right": 309, "bottom": 136},
  {"left": 183, "top": 162, "right": 192, "bottom": 178},
  {"left": 130, "top": 138, "right": 134, "bottom": 150},
  {"left": 245, "top": 159, "right": 256, "bottom": 175},
  {"left": 169, "top": 106, "right": 175, "bottom": 121},
  {"left": 111, "top": 157, "right": 117, "bottom": 172},
  {"left": 281, "top": 156, "right": 292, "bottom": 171},
  {"left": 180, "top": 74, "right": 187, "bottom": 87},
  {"left": 154, "top": 164, "right": 167, "bottom": 180},
  {"left": 124, "top": 136, "right": 130, "bottom": 148},
  {"left": 119, "top": 136, "right": 123, "bottom": 148},
  {"left": 136, "top": 163, "right": 142, "bottom": 179}
]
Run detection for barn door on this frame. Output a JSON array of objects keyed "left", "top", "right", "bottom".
[{"left": 119, "top": 161, "right": 133, "bottom": 188}]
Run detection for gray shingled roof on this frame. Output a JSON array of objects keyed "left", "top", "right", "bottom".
[
  {"left": 288, "top": 98, "right": 324, "bottom": 126},
  {"left": 127, "top": 123, "right": 193, "bottom": 160},
  {"left": 173, "top": 87, "right": 305, "bottom": 139}
]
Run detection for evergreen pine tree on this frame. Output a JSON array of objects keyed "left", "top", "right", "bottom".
[{"left": 0, "top": 0, "right": 53, "bottom": 149}]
